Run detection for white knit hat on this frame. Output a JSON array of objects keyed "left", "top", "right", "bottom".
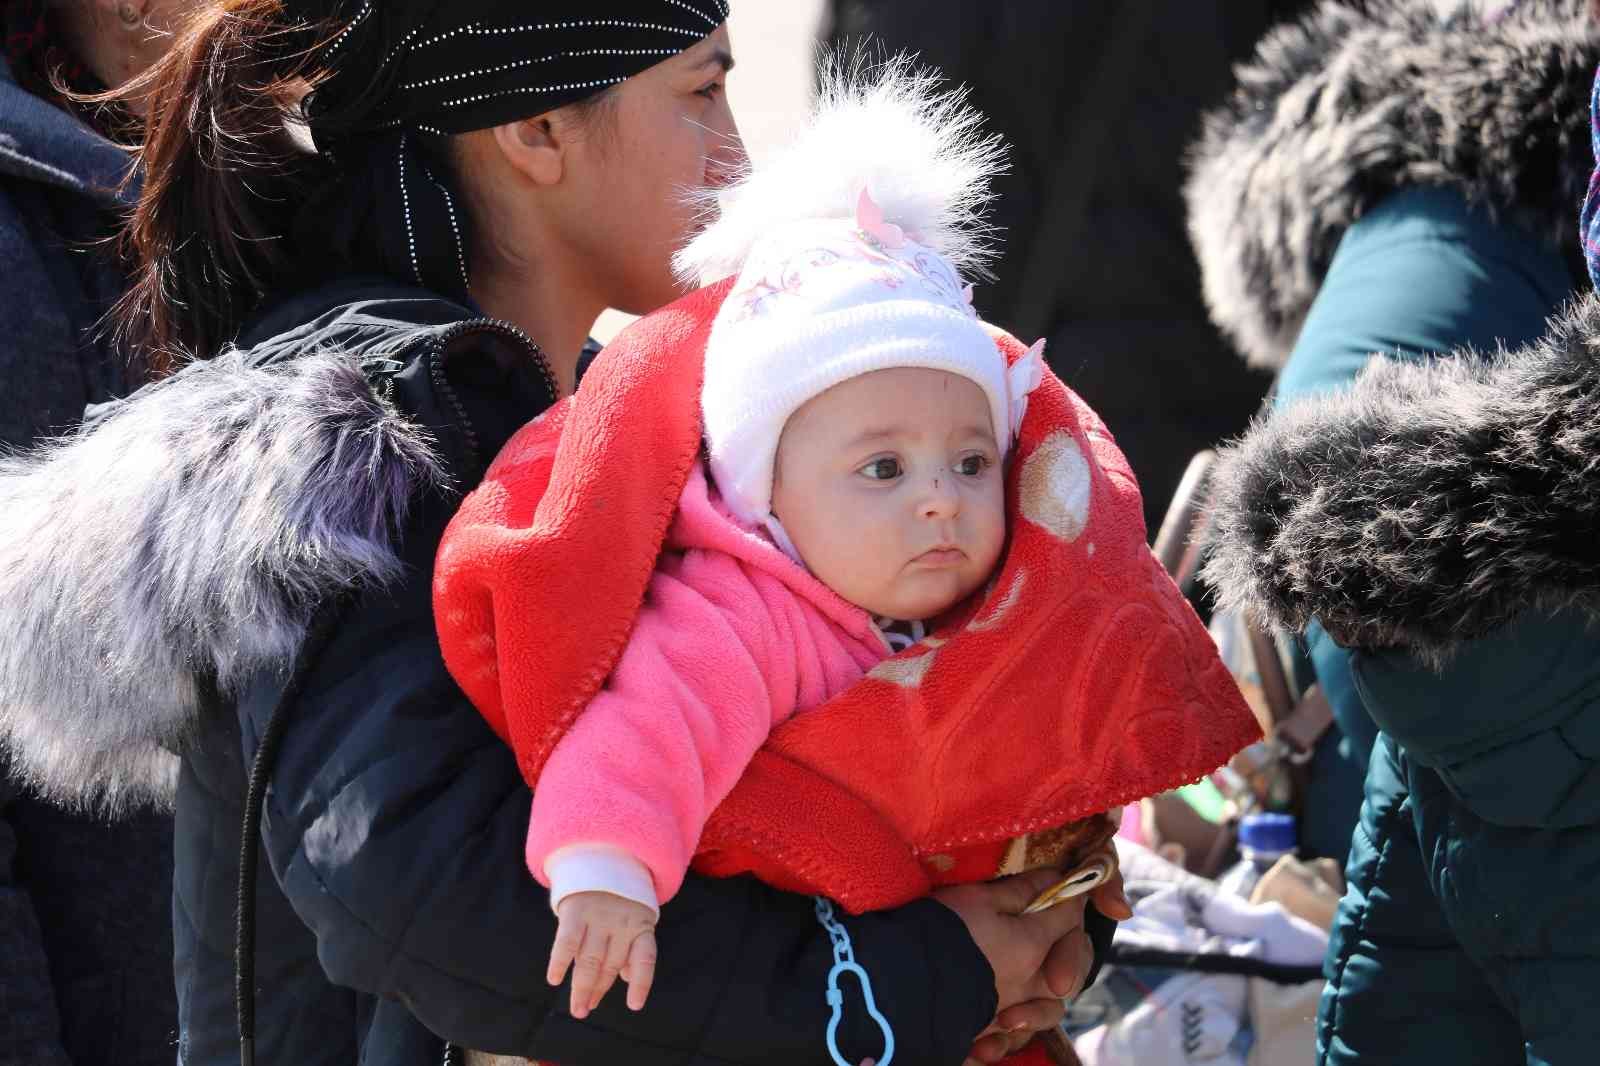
[{"left": 678, "top": 58, "right": 1042, "bottom": 530}]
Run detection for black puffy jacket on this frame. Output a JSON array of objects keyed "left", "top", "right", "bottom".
[{"left": 0, "top": 278, "right": 1109, "bottom": 1066}]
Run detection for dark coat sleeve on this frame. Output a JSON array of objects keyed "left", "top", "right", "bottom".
[
  {"left": 0, "top": 778, "right": 73, "bottom": 1066},
  {"left": 240, "top": 500, "right": 996, "bottom": 1064},
  {"left": 236, "top": 343, "right": 1000, "bottom": 1064}
]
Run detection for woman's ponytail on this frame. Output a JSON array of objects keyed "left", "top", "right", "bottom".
[{"left": 115, "top": 1, "right": 330, "bottom": 371}]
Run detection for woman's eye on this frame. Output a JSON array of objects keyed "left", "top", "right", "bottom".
[
  {"left": 860, "top": 457, "right": 902, "bottom": 481},
  {"left": 697, "top": 81, "right": 724, "bottom": 100},
  {"left": 955, "top": 455, "right": 991, "bottom": 477}
]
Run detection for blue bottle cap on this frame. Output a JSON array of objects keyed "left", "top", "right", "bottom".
[{"left": 1238, "top": 812, "right": 1297, "bottom": 854}]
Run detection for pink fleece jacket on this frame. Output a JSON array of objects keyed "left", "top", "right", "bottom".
[{"left": 525, "top": 461, "right": 889, "bottom": 911}]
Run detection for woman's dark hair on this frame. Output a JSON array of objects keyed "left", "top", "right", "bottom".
[
  {"left": 115, "top": 2, "right": 639, "bottom": 372},
  {"left": 113, "top": 1, "right": 334, "bottom": 371}
]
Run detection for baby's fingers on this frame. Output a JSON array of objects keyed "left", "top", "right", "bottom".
[
  {"left": 547, "top": 914, "right": 586, "bottom": 988},
  {"left": 623, "top": 930, "right": 658, "bottom": 1011},
  {"left": 586, "top": 927, "right": 633, "bottom": 1013},
  {"left": 569, "top": 929, "right": 613, "bottom": 1019}
]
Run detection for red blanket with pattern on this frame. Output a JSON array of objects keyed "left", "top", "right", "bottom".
[{"left": 434, "top": 278, "right": 1258, "bottom": 920}]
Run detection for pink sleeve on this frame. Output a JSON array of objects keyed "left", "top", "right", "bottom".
[{"left": 524, "top": 550, "right": 800, "bottom": 906}]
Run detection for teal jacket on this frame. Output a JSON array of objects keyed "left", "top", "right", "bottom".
[
  {"left": 1278, "top": 186, "right": 1588, "bottom": 825},
  {"left": 1207, "top": 179, "right": 1600, "bottom": 1066},
  {"left": 1207, "top": 184, "right": 1600, "bottom": 1066},
  {"left": 1191, "top": 5, "right": 1600, "bottom": 1060}
]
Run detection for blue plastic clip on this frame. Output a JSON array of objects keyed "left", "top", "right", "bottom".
[
  {"left": 824, "top": 959, "right": 896, "bottom": 1066},
  {"left": 816, "top": 897, "right": 895, "bottom": 1066}
]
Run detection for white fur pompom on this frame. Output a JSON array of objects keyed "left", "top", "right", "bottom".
[{"left": 674, "top": 51, "right": 1007, "bottom": 287}]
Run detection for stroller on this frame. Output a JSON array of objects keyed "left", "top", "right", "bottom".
[{"left": 1062, "top": 453, "right": 1341, "bottom": 1066}]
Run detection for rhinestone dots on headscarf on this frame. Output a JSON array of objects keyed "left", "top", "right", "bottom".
[
  {"left": 285, "top": 0, "right": 730, "bottom": 305},
  {"left": 293, "top": 0, "right": 732, "bottom": 142}
]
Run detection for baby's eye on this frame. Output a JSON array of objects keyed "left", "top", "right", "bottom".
[
  {"left": 859, "top": 457, "right": 903, "bottom": 481},
  {"left": 954, "top": 454, "right": 992, "bottom": 477}
]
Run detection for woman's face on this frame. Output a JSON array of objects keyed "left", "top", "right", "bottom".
[{"left": 552, "top": 25, "right": 747, "bottom": 315}]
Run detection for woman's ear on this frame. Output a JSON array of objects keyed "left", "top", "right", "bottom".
[
  {"left": 491, "top": 116, "right": 565, "bottom": 187},
  {"left": 99, "top": 0, "right": 146, "bottom": 26}
]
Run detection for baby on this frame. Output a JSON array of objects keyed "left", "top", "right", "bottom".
[
  {"left": 530, "top": 181, "right": 1044, "bottom": 1018},
  {"left": 427, "top": 72, "right": 1254, "bottom": 1048}
]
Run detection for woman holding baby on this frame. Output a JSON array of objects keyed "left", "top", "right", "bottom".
[{"left": 0, "top": 3, "right": 1266, "bottom": 1065}]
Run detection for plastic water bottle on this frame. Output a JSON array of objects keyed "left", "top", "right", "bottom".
[{"left": 1217, "top": 813, "right": 1297, "bottom": 898}]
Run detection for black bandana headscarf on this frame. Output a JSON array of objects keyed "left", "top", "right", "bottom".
[{"left": 287, "top": 0, "right": 730, "bottom": 304}]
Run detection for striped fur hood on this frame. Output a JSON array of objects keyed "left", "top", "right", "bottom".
[
  {"left": 1203, "top": 290, "right": 1600, "bottom": 663},
  {"left": 0, "top": 347, "right": 442, "bottom": 814},
  {"left": 1185, "top": 0, "right": 1597, "bottom": 370}
]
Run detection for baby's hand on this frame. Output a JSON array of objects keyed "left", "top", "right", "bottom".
[{"left": 548, "top": 892, "right": 659, "bottom": 1017}]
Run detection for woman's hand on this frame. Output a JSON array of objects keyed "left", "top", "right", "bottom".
[
  {"left": 934, "top": 865, "right": 1133, "bottom": 1064},
  {"left": 1038, "top": 846, "right": 1132, "bottom": 994}
]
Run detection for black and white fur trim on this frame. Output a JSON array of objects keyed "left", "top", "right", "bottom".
[
  {"left": 0, "top": 351, "right": 441, "bottom": 813},
  {"left": 1185, "top": 0, "right": 1597, "bottom": 370},
  {"left": 1203, "top": 291, "right": 1600, "bottom": 664}
]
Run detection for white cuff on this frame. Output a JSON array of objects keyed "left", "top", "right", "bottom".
[{"left": 544, "top": 844, "right": 661, "bottom": 918}]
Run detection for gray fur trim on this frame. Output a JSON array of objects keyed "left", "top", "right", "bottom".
[
  {"left": 1203, "top": 291, "right": 1600, "bottom": 664},
  {"left": 0, "top": 350, "right": 442, "bottom": 813},
  {"left": 1186, "top": 0, "right": 1597, "bottom": 370}
]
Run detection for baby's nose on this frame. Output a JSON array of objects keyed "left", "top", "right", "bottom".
[{"left": 920, "top": 476, "right": 961, "bottom": 518}]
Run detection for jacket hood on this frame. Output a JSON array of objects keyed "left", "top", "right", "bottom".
[
  {"left": 0, "top": 345, "right": 443, "bottom": 814},
  {"left": 1185, "top": 0, "right": 1597, "bottom": 370},
  {"left": 1203, "top": 290, "right": 1600, "bottom": 665},
  {"left": 0, "top": 55, "right": 134, "bottom": 206}
]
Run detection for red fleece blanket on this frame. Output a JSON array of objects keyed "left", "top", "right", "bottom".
[
  {"left": 436, "top": 277, "right": 1258, "bottom": 908},
  {"left": 434, "top": 282, "right": 1258, "bottom": 1065}
]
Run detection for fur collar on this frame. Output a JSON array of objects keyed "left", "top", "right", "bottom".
[
  {"left": 1186, "top": 0, "right": 1597, "bottom": 370},
  {"left": 1203, "top": 291, "right": 1600, "bottom": 664},
  {"left": 0, "top": 350, "right": 440, "bottom": 813}
]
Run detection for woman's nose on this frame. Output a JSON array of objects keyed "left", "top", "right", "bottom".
[{"left": 707, "top": 101, "right": 749, "bottom": 188}]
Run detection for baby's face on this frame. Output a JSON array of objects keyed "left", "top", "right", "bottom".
[{"left": 771, "top": 367, "right": 1006, "bottom": 621}]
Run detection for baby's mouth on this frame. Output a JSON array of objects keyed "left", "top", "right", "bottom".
[{"left": 912, "top": 546, "right": 967, "bottom": 567}]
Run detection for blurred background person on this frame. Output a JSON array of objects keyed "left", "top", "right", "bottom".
[
  {"left": 823, "top": 0, "right": 1309, "bottom": 534},
  {"left": 1194, "top": 1, "right": 1600, "bottom": 1062},
  {"left": 0, "top": 1, "right": 193, "bottom": 1063},
  {"left": 1190, "top": 0, "right": 1593, "bottom": 871}
]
